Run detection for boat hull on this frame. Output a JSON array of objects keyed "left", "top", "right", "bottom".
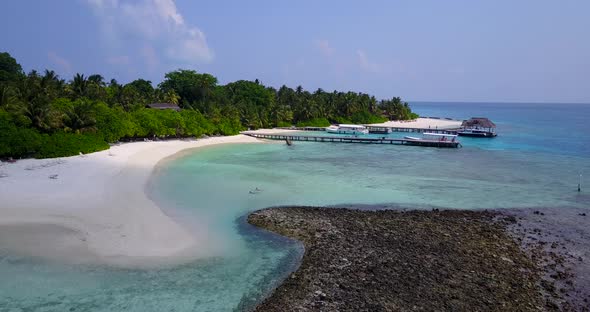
[
  {"left": 404, "top": 139, "right": 460, "bottom": 148},
  {"left": 326, "top": 129, "right": 369, "bottom": 135},
  {"left": 457, "top": 132, "right": 497, "bottom": 137},
  {"left": 404, "top": 133, "right": 461, "bottom": 148}
]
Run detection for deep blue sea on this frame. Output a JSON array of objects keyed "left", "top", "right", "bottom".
[{"left": 1, "top": 102, "right": 589, "bottom": 311}]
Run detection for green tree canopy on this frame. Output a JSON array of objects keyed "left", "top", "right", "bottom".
[
  {"left": 0, "top": 51, "right": 418, "bottom": 158},
  {"left": 0, "top": 52, "right": 24, "bottom": 84},
  {"left": 127, "top": 79, "right": 154, "bottom": 101},
  {"left": 159, "top": 70, "right": 218, "bottom": 109}
]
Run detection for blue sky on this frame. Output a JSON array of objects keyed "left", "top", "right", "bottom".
[{"left": 1, "top": 0, "right": 589, "bottom": 103}]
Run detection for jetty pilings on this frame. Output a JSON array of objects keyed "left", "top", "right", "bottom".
[{"left": 243, "top": 132, "right": 460, "bottom": 148}]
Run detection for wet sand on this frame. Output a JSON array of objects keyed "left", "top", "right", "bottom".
[{"left": 502, "top": 207, "right": 590, "bottom": 311}]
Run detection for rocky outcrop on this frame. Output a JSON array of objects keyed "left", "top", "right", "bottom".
[{"left": 248, "top": 207, "right": 547, "bottom": 311}]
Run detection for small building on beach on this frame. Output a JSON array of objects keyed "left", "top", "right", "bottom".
[
  {"left": 459, "top": 117, "right": 497, "bottom": 137},
  {"left": 461, "top": 117, "right": 496, "bottom": 129},
  {"left": 146, "top": 103, "right": 181, "bottom": 111}
]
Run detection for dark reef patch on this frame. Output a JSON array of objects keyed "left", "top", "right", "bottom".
[{"left": 247, "top": 207, "right": 576, "bottom": 311}]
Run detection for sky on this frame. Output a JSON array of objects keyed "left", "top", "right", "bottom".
[{"left": 1, "top": 0, "right": 589, "bottom": 103}]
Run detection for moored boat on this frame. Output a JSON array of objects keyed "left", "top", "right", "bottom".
[
  {"left": 404, "top": 133, "right": 461, "bottom": 148},
  {"left": 326, "top": 124, "right": 369, "bottom": 135},
  {"left": 458, "top": 117, "right": 497, "bottom": 137},
  {"left": 367, "top": 126, "right": 392, "bottom": 134},
  {"left": 457, "top": 129, "right": 497, "bottom": 137}
]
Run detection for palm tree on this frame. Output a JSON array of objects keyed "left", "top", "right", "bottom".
[
  {"left": 88, "top": 74, "right": 106, "bottom": 87},
  {"left": 21, "top": 90, "right": 52, "bottom": 130},
  {"left": 109, "top": 78, "right": 121, "bottom": 89},
  {"left": 12, "top": 74, "right": 54, "bottom": 130},
  {"left": 162, "top": 89, "right": 180, "bottom": 104},
  {"left": 42, "top": 70, "right": 58, "bottom": 86},
  {"left": 28, "top": 70, "right": 40, "bottom": 80},
  {"left": 71, "top": 73, "right": 88, "bottom": 98},
  {"left": 63, "top": 100, "right": 97, "bottom": 132},
  {"left": 41, "top": 69, "right": 66, "bottom": 97},
  {"left": 119, "top": 85, "right": 142, "bottom": 111},
  {"left": 0, "top": 85, "right": 19, "bottom": 108}
]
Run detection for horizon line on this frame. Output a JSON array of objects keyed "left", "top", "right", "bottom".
[{"left": 408, "top": 100, "right": 590, "bottom": 105}]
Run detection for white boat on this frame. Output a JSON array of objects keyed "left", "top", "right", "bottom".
[
  {"left": 404, "top": 132, "right": 459, "bottom": 142},
  {"left": 326, "top": 124, "right": 369, "bottom": 135},
  {"left": 403, "top": 136, "right": 422, "bottom": 140},
  {"left": 458, "top": 117, "right": 497, "bottom": 137},
  {"left": 457, "top": 128, "right": 497, "bottom": 137},
  {"left": 404, "top": 133, "right": 460, "bottom": 147}
]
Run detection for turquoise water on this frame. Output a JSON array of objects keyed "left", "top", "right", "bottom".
[{"left": 1, "top": 102, "right": 589, "bottom": 311}]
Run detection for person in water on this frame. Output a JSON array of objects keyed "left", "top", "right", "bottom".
[{"left": 249, "top": 187, "right": 263, "bottom": 194}]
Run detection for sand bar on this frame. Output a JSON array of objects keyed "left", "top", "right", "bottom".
[{"left": 0, "top": 134, "right": 276, "bottom": 268}]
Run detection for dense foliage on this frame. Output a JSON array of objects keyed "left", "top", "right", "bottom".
[{"left": 0, "top": 52, "right": 417, "bottom": 158}]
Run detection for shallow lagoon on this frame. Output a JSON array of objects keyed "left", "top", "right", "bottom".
[{"left": 1, "top": 102, "right": 589, "bottom": 311}]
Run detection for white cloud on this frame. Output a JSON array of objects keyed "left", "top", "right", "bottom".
[
  {"left": 316, "top": 39, "right": 334, "bottom": 57},
  {"left": 86, "top": 0, "right": 213, "bottom": 68},
  {"left": 357, "top": 50, "right": 382, "bottom": 74},
  {"left": 47, "top": 51, "right": 72, "bottom": 74}
]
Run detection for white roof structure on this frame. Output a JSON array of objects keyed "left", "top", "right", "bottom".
[
  {"left": 423, "top": 132, "right": 458, "bottom": 137},
  {"left": 338, "top": 124, "right": 367, "bottom": 129}
]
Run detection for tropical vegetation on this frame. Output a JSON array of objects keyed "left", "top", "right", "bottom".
[{"left": 0, "top": 52, "right": 418, "bottom": 158}]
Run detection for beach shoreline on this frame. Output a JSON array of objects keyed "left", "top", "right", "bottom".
[{"left": 0, "top": 130, "right": 296, "bottom": 268}]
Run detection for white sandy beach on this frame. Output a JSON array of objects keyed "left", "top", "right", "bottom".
[
  {"left": 368, "top": 117, "right": 462, "bottom": 130},
  {"left": 0, "top": 133, "right": 294, "bottom": 268}
]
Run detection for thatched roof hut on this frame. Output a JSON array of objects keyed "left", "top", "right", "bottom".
[
  {"left": 146, "top": 103, "right": 181, "bottom": 111},
  {"left": 461, "top": 117, "right": 496, "bottom": 129}
]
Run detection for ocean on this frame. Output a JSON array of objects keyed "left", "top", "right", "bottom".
[{"left": 1, "top": 102, "right": 589, "bottom": 311}]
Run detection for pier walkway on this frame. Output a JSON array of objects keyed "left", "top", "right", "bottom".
[
  {"left": 275, "top": 125, "right": 460, "bottom": 135},
  {"left": 243, "top": 132, "right": 461, "bottom": 148},
  {"left": 365, "top": 126, "right": 459, "bottom": 135}
]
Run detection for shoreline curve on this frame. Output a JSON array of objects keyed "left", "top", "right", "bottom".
[{"left": 0, "top": 133, "right": 292, "bottom": 268}]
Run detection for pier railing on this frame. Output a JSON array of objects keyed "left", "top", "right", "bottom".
[
  {"left": 273, "top": 126, "right": 460, "bottom": 135},
  {"left": 242, "top": 132, "right": 461, "bottom": 148},
  {"left": 365, "top": 126, "right": 459, "bottom": 134}
]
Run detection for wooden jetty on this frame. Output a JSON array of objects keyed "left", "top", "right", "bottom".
[
  {"left": 366, "top": 126, "right": 459, "bottom": 135},
  {"left": 275, "top": 126, "right": 326, "bottom": 131},
  {"left": 275, "top": 125, "right": 459, "bottom": 135},
  {"left": 243, "top": 132, "right": 461, "bottom": 148}
]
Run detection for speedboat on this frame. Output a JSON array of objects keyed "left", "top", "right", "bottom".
[
  {"left": 404, "top": 133, "right": 461, "bottom": 148},
  {"left": 325, "top": 124, "right": 369, "bottom": 135},
  {"left": 458, "top": 117, "right": 497, "bottom": 137},
  {"left": 457, "top": 128, "right": 497, "bottom": 137},
  {"left": 404, "top": 132, "right": 458, "bottom": 142}
]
